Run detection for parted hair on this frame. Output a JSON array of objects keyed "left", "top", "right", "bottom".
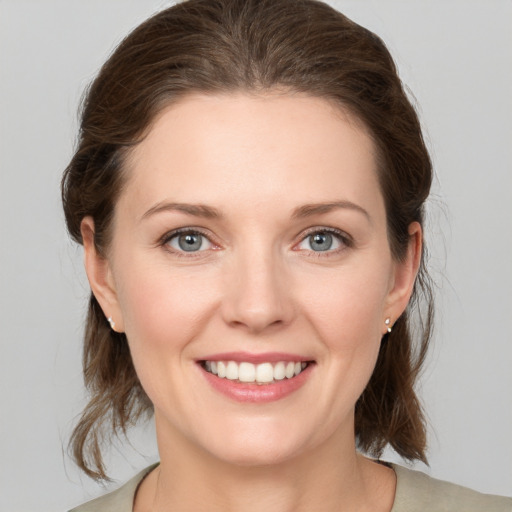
[{"left": 62, "top": 0, "right": 434, "bottom": 480}]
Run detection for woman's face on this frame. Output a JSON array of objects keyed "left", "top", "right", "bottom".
[{"left": 84, "top": 93, "right": 419, "bottom": 466}]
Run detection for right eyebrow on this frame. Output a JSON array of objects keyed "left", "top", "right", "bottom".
[{"left": 140, "top": 202, "right": 222, "bottom": 222}]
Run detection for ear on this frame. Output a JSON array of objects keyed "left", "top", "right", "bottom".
[
  {"left": 384, "top": 221, "right": 422, "bottom": 332},
  {"left": 81, "top": 217, "right": 124, "bottom": 333}
]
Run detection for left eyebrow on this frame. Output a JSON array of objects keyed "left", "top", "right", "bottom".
[{"left": 291, "top": 201, "right": 371, "bottom": 222}]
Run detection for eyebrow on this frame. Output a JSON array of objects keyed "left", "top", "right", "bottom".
[
  {"left": 292, "top": 201, "right": 371, "bottom": 221},
  {"left": 140, "top": 202, "right": 222, "bottom": 221},
  {"left": 140, "top": 200, "right": 370, "bottom": 223}
]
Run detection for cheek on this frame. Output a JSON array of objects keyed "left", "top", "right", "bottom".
[
  {"left": 313, "top": 286, "right": 384, "bottom": 383},
  {"left": 113, "top": 260, "right": 221, "bottom": 409},
  {"left": 299, "top": 267, "right": 389, "bottom": 423},
  {"left": 115, "top": 260, "right": 218, "bottom": 353},
  {"left": 300, "top": 262, "right": 391, "bottom": 348}
]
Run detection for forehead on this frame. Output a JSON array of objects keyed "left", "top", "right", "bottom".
[{"left": 121, "top": 92, "right": 382, "bottom": 219}]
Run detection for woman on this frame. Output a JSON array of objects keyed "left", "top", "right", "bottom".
[{"left": 62, "top": 0, "right": 511, "bottom": 510}]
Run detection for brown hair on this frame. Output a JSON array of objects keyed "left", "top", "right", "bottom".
[{"left": 62, "top": 0, "right": 433, "bottom": 480}]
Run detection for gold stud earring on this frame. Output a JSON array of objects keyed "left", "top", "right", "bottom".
[{"left": 385, "top": 318, "right": 392, "bottom": 333}]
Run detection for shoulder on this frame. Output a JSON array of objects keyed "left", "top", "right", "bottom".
[
  {"left": 391, "top": 463, "right": 512, "bottom": 512},
  {"left": 68, "top": 464, "right": 158, "bottom": 512}
]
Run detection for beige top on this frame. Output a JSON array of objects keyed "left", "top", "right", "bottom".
[{"left": 70, "top": 463, "right": 512, "bottom": 512}]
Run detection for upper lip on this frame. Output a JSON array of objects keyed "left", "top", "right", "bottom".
[{"left": 198, "top": 351, "right": 314, "bottom": 364}]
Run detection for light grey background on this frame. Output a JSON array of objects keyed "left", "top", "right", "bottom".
[{"left": 1, "top": 1, "right": 511, "bottom": 510}]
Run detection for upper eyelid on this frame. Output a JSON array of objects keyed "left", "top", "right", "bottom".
[
  {"left": 160, "top": 227, "right": 213, "bottom": 243},
  {"left": 297, "top": 226, "right": 352, "bottom": 243},
  {"left": 159, "top": 228, "right": 219, "bottom": 257},
  {"left": 293, "top": 227, "right": 354, "bottom": 255},
  {"left": 157, "top": 228, "right": 220, "bottom": 254}
]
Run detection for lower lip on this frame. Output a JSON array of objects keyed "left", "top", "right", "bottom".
[{"left": 199, "top": 363, "right": 314, "bottom": 403}]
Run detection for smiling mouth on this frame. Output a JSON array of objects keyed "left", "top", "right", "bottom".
[{"left": 201, "top": 360, "right": 312, "bottom": 385}]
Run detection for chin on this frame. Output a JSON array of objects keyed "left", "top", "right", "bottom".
[
  {"left": 200, "top": 421, "right": 311, "bottom": 468},
  {"left": 213, "top": 442, "right": 301, "bottom": 468}
]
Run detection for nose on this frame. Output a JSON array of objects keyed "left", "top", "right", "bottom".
[{"left": 221, "top": 247, "right": 295, "bottom": 334}]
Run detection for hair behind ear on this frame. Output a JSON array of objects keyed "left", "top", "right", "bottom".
[
  {"left": 356, "top": 256, "right": 434, "bottom": 464},
  {"left": 69, "top": 295, "right": 152, "bottom": 480}
]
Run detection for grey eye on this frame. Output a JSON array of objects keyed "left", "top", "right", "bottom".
[
  {"left": 297, "top": 231, "right": 343, "bottom": 252},
  {"left": 168, "top": 232, "right": 211, "bottom": 252},
  {"left": 308, "top": 232, "right": 333, "bottom": 251}
]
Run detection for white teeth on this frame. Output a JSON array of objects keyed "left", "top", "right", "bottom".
[
  {"left": 225, "top": 361, "right": 239, "bottom": 380},
  {"left": 273, "top": 361, "right": 285, "bottom": 380},
  {"left": 256, "top": 363, "right": 274, "bottom": 383},
  {"left": 217, "top": 361, "right": 226, "bottom": 378},
  {"left": 204, "top": 360, "right": 309, "bottom": 384},
  {"left": 285, "top": 362, "right": 295, "bottom": 379},
  {"left": 238, "top": 362, "right": 256, "bottom": 382}
]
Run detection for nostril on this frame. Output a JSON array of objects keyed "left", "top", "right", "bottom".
[
  {"left": 227, "top": 315, "right": 286, "bottom": 334},
  {"left": 220, "top": 266, "right": 295, "bottom": 332}
]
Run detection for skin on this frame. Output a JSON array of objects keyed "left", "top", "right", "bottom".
[{"left": 82, "top": 92, "right": 421, "bottom": 512}]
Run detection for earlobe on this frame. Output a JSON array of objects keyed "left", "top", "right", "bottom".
[
  {"left": 384, "top": 222, "right": 422, "bottom": 329},
  {"left": 81, "top": 217, "right": 124, "bottom": 332}
]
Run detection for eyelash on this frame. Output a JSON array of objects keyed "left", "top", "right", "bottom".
[
  {"left": 158, "top": 226, "right": 353, "bottom": 257},
  {"left": 159, "top": 228, "right": 218, "bottom": 258},
  {"left": 296, "top": 227, "right": 353, "bottom": 257}
]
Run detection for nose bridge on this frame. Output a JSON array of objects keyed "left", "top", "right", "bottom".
[{"left": 222, "top": 238, "right": 293, "bottom": 333}]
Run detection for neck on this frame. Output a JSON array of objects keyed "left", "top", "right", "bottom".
[{"left": 136, "top": 418, "right": 395, "bottom": 512}]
